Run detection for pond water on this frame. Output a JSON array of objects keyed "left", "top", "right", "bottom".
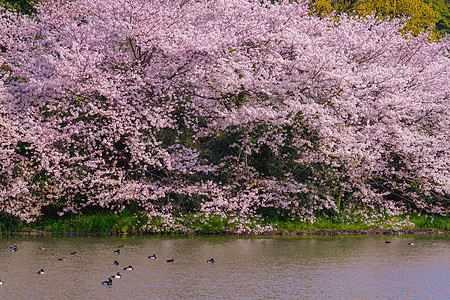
[{"left": 0, "top": 235, "right": 448, "bottom": 299}]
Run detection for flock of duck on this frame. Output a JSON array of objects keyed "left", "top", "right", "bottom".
[
  {"left": 385, "top": 240, "right": 416, "bottom": 246},
  {"left": 0, "top": 240, "right": 422, "bottom": 287},
  {"left": 2, "top": 244, "right": 216, "bottom": 287}
]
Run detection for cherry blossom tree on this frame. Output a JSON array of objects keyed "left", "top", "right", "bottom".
[{"left": 0, "top": 0, "right": 448, "bottom": 225}]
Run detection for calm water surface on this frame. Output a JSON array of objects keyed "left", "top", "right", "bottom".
[{"left": 0, "top": 235, "right": 448, "bottom": 299}]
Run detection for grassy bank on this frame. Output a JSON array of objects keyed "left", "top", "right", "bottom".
[
  {"left": 0, "top": 210, "right": 448, "bottom": 236},
  {"left": 271, "top": 214, "right": 450, "bottom": 232}
]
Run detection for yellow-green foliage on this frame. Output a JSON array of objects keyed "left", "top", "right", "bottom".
[
  {"left": 310, "top": 0, "right": 439, "bottom": 36},
  {"left": 425, "top": 0, "right": 450, "bottom": 36}
]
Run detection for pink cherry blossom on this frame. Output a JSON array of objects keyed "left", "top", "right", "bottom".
[{"left": 0, "top": 0, "right": 448, "bottom": 225}]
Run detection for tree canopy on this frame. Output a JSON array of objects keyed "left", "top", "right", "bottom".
[{"left": 0, "top": 0, "right": 449, "bottom": 228}]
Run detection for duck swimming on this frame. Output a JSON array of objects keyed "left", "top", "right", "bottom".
[
  {"left": 112, "top": 272, "right": 122, "bottom": 279},
  {"left": 0, "top": 280, "right": 4, "bottom": 285},
  {"left": 114, "top": 249, "right": 120, "bottom": 254},
  {"left": 70, "top": 252, "right": 77, "bottom": 255},
  {"left": 166, "top": 259, "right": 174, "bottom": 263},
  {"left": 114, "top": 260, "right": 119, "bottom": 265},
  {"left": 102, "top": 278, "right": 112, "bottom": 286},
  {"left": 37, "top": 269, "right": 45, "bottom": 275},
  {"left": 207, "top": 258, "right": 215, "bottom": 263},
  {"left": 10, "top": 245, "right": 18, "bottom": 252},
  {"left": 408, "top": 242, "right": 415, "bottom": 246},
  {"left": 123, "top": 265, "right": 133, "bottom": 271},
  {"left": 148, "top": 254, "right": 157, "bottom": 259},
  {"left": 58, "top": 257, "right": 66, "bottom": 261}
]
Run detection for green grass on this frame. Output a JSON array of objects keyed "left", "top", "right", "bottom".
[
  {"left": 12, "top": 211, "right": 147, "bottom": 235},
  {"left": 409, "top": 214, "right": 450, "bottom": 230},
  {"left": 1, "top": 210, "right": 448, "bottom": 235},
  {"left": 268, "top": 214, "right": 449, "bottom": 232},
  {"left": 271, "top": 217, "right": 372, "bottom": 232}
]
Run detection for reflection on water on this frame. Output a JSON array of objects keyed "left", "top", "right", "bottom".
[{"left": 0, "top": 235, "right": 449, "bottom": 299}]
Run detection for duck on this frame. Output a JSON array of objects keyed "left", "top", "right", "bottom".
[
  {"left": 207, "top": 258, "right": 215, "bottom": 263},
  {"left": 102, "top": 278, "right": 112, "bottom": 286},
  {"left": 58, "top": 257, "right": 66, "bottom": 261},
  {"left": 118, "top": 244, "right": 124, "bottom": 248},
  {"left": 148, "top": 254, "right": 157, "bottom": 259},
  {"left": 39, "top": 247, "right": 46, "bottom": 251},
  {"left": 111, "top": 272, "right": 122, "bottom": 279},
  {"left": 10, "top": 245, "right": 18, "bottom": 252},
  {"left": 114, "top": 249, "right": 120, "bottom": 254},
  {"left": 0, "top": 280, "right": 4, "bottom": 285},
  {"left": 70, "top": 252, "right": 77, "bottom": 255},
  {"left": 385, "top": 240, "right": 392, "bottom": 244},
  {"left": 123, "top": 265, "right": 133, "bottom": 271},
  {"left": 37, "top": 269, "right": 45, "bottom": 275},
  {"left": 114, "top": 260, "right": 119, "bottom": 266},
  {"left": 166, "top": 259, "right": 174, "bottom": 263},
  {"left": 408, "top": 242, "right": 415, "bottom": 246}
]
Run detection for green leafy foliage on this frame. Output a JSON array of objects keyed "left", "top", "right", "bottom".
[
  {"left": 0, "top": 0, "right": 37, "bottom": 14},
  {"left": 425, "top": 0, "right": 450, "bottom": 35}
]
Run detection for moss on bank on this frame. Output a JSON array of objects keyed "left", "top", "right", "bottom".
[{"left": 0, "top": 210, "right": 448, "bottom": 236}]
